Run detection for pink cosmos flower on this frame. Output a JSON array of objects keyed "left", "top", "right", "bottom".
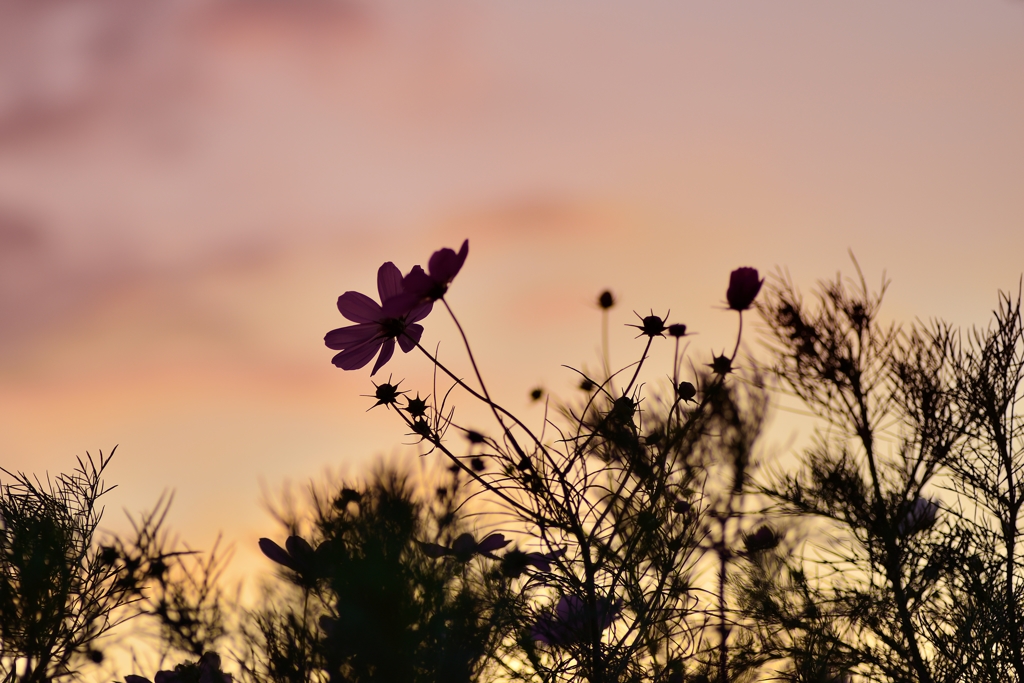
[
  {"left": 501, "top": 547, "right": 567, "bottom": 578},
  {"left": 896, "top": 497, "right": 939, "bottom": 537},
  {"left": 726, "top": 267, "right": 764, "bottom": 311},
  {"left": 531, "top": 594, "right": 622, "bottom": 647},
  {"left": 418, "top": 531, "right": 510, "bottom": 562},
  {"left": 324, "top": 262, "right": 433, "bottom": 375},
  {"left": 396, "top": 240, "right": 469, "bottom": 307}
]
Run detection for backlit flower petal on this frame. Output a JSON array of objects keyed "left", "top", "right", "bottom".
[
  {"left": 476, "top": 533, "right": 511, "bottom": 553},
  {"left": 337, "top": 291, "right": 383, "bottom": 323},
  {"left": 332, "top": 340, "right": 384, "bottom": 371},
  {"left": 324, "top": 323, "right": 378, "bottom": 350},
  {"left": 428, "top": 239, "right": 469, "bottom": 282},
  {"left": 418, "top": 541, "right": 449, "bottom": 558},
  {"left": 376, "top": 261, "right": 404, "bottom": 303},
  {"left": 397, "top": 324, "right": 423, "bottom": 353},
  {"left": 370, "top": 338, "right": 396, "bottom": 376},
  {"left": 259, "top": 538, "right": 299, "bottom": 571}
]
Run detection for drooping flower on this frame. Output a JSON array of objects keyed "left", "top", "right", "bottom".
[
  {"left": 501, "top": 547, "right": 566, "bottom": 578},
  {"left": 531, "top": 594, "right": 622, "bottom": 647},
  {"left": 726, "top": 267, "right": 763, "bottom": 311},
  {"left": 676, "top": 381, "right": 697, "bottom": 402},
  {"left": 398, "top": 239, "right": 470, "bottom": 305},
  {"left": 896, "top": 497, "right": 939, "bottom": 537},
  {"left": 418, "top": 532, "right": 510, "bottom": 562},
  {"left": 324, "top": 262, "right": 432, "bottom": 375},
  {"left": 743, "top": 525, "right": 780, "bottom": 554},
  {"left": 258, "top": 535, "right": 330, "bottom": 578},
  {"left": 125, "top": 653, "right": 232, "bottom": 683}
]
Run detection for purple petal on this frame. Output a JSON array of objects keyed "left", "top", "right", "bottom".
[
  {"left": 397, "top": 324, "right": 423, "bottom": 353},
  {"left": 401, "top": 266, "right": 433, "bottom": 299},
  {"left": 418, "top": 541, "right": 450, "bottom": 558},
  {"left": 259, "top": 538, "right": 299, "bottom": 571},
  {"left": 377, "top": 262, "right": 404, "bottom": 303},
  {"left": 451, "top": 532, "right": 477, "bottom": 555},
  {"left": 286, "top": 535, "right": 314, "bottom": 561},
  {"left": 476, "top": 533, "right": 511, "bottom": 553},
  {"left": 337, "top": 291, "right": 382, "bottom": 323},
  {"left": 325, "top": 323, "right": 378, "bottom": 350},
  {"left": 370, "top": 338, "right": 396, "bottom": 376},
  {"left": 428, "top": 239, "right": 469, "bottom": 282},
  {"left": 381, "top": 292, "right": 417, "bottom": 318},
  {"left": 556, "top": 595, "right": 584, "bottom": 622},
  {"left": 332, "top": 339, "right": 384, "bottom": 371},
  {"left": 406, "top": 300, "right": 434, "bottom": 324},
  {"left": 525, "top": 548, "right": 565, "bottom": 572}
]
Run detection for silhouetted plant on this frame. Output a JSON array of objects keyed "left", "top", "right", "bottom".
[
  {"left": 0, "top": 449, "right": 182, "bottom": 682},
  {"left": 241, "top": 464, "right": 503, "bottom": 683},
  {"left": 320, "top": 240, "right": 772, "bottom": 683},
  {"left": 751, "top": 264, "right": 1024, "bottom": 683}
]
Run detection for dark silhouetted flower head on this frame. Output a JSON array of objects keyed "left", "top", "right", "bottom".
[
  {"left": 419, "top": 532, "right": 510, "bottom": 562},
  {"left": 530, "top": 388, "right": 544, "bottom": 401},
  {"left": 258, "top": 536, "right": 329, "bottom": 579},
  {"left": 672, "top": 498, "right": 692, "bottom": 514},
  {"left": 896, "top": 497, "right": 939, "bottom": 537},
  {"left": 399, "top": 239, "right": 469, "bottom": 304},
  {"left": 531, "top": 594, "right": 622, "bottom": 647},
  {"left": 501, "top": 547, "right": 566, "bottom": 578},
  {"left": 367, "top": 378, "right": 405, "bottom": 409},
  {"left": 727, "top": 267, "right": 763, "bottom": 311},
  {"left": 579, "top": 377, "right": 596, "bottom": 392},
  {"left": 127, "top": 653, "right": 232, "bottom": 683},
  {"left": 598, "top": 290, "right": 615, "bottom": 309},
  {"left": 743, "top": 526, "right": 780, "bottom": 554},
  {"left": 631, "top": 312, "right": 667, "bottom": 338},
  {"left": 325, "top": 262, "right": 432, "bottom": 375},
  {"left": 709, "top": 354, "right": 732, "bottom": 375},
  {"left": 405, "top": 394, "right": 428, "bottom": 418},
  {"left": 466, "top": 429, "right": 485, "bottom": 444},
  {"left": 470, "top": 457, "right": 486, "bottom": 472},
  {"left": 677, "top": 381, "right": 697, "bottom": 402},
  {"left": 668, "top": 323, "right": 688, "bottom": 337}
]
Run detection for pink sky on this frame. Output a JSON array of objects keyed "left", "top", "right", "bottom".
[{"left": 1, "top": 0, "right": 1023, "bottom": 587}]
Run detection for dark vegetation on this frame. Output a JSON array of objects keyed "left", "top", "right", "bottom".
[{"left": 3, "top": 246, "right": 1023, "bottom": 683}]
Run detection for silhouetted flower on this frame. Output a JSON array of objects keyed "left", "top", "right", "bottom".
[
  {"left": 672, "top": 498, "right": 692, "bottom": 514},
  {"left": 398, "top": 239, "right": 470, "bottom": 304},
  {"left": 580, "top": 377, "right": 596, "bottom": 392},
  {"left": 530, "top": 388, "right": 544, "bottom": 401},
  {"left": 501, "top": 547, "right": 566, "bottom": 578},
  {"left": 419, "top": 532, "right": 510, "bottom": 562},
  {"left": 743, "top": 526, "right": 780, "bottom": 554},
  {"left": 470, "top": 457, "right": 486, "bottom": 472},
  {"left": 631, "top": 312, "right": 667, "bottom": 338},
  {"left": 668, "top": 323, "right": 688, "bottom": 337},
  {"left": 466, "top": 430, "right": 485, "bottom": 444},
  {"left": 366, "top": 378, "right": 405, "bottom": 409},
  {"left": 677, "top": 381, "right": 697, "bottom": 402},
  {"left": 896, "top": 497, "right": 939, "bottom": 536},
  {"left": 598, "top": 290, "right": 615, "bottom": 309},
  {"left": 126, "top": 653, "right": 232, "bottom": 683},
  {"left": 531, "top": 594, "right": 622, "bottom": 647},
  {"left": 405, "top": 394, "right": 429, "bottom": 418},
  {"left": 258, "top": 535, "right": 329, "bottom": 578},
  {"left": 709, "top": 354, "right": 732, "bottom": 375},
  {"left": 726, "top": 267, "right": 763, "bottom": 311},
  {"left": 325, "top": 262, "right": 432, "bottom": 375}
]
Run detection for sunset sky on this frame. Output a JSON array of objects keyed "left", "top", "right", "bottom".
[{"left": 1, "top": 0, "right": 1023, "bottom": 588}]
